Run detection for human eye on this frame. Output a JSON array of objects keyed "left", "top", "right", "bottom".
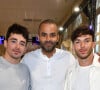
[
  {"left": 50, "top": 33, "right": 57, "bottom": 37},
  {"left": 74, "top": 40, "right": 80, "bottom": 44},
  {"left": 20, "top": 42, "right": 26, "bottom": 46},
  {"left": 41, "top": 33, "right": 46, "bottom": 37},
  {"left": 10, "top": 40, "right": 17, "bottom": 43},
  {"left": 85, "top": 39, "right": 91, "bottom": 43}
]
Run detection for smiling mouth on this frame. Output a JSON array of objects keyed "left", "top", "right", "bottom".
[
  {"left": 45, "top": 42, "right": 52, "bottom": 46},
  {"left": 13, "top": 50, "right": 21, "bottom": 54}
]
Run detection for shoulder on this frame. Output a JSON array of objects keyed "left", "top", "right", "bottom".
[
  {"left": 57, "top": 48, "right": 75, "bottom": 58},
  {"left": 56, "top": 48, "right": 76, "bottom": 62},
  {"left": 66, "top": 61, "right": 77, "bottom": 75},
  {"left": 19, "top": 63, "right": 30, "bottom": 72},
  {"left": 56, "top": 48, "right": 72, "bottom": 55},
  {"left": 0, "top": 56, "right": 3, "bottom": 62},
  {"left": 19, "top": 63, "right": 29, "bottom": 69},
  {"left": 21, "top": 49, "right": 41, "bottom": 63},
  {"left": 25, "top": 48, "right": 41, "bottom": 56},
  {"left": 23, "top": 48, "right": 41, "bottom": 59},
  {"left": 0, "top": 56, "right": 6, "bottom": 66},
  {"left": 93, "top": 53, "right": 100, "bottom": 66}
]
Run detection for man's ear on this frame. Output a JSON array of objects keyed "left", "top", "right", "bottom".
[
  {"left": 4, "top": 40, "right": 7, "bottom": 48},
  {"left": 37, "top": 35, "right": 40, "bottom": 41},
  {"left": 23, "top": 48, "right": 27, "bottom": 55},
  {"left": 57, "top": 34, "right": 60, "bottom": 42},
  {"left": 93, "top": 42, "right": 96, "bottom": 48},
  {"left": 72, "top": 44, "right": 75, "bottom": 52}
]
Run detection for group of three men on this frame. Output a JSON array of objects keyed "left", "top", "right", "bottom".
[{"left": 0, "top": 19, "right": 100, "bottom": 90}]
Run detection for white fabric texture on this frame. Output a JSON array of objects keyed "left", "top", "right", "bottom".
[
  {"left": 0, "top": 56, "right": 31, "bottom": 90},
  {"left": 72, "top": 65, "right": 91, "bottom": 90},
  {"left": 22, "top": 48, "right": 75, "bottom": 90},
  {"left": 64, "top": 53, "right": 100, "bottom": 90}
]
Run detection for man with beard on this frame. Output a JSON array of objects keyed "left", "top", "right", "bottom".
[
  {"left": 22, "top": 19, "right": 75, "bottom": 90},
  {"left": 64, "top": 25, "right": 100, "bottom": 90},
  {"left": 0, "top": 23, "right": 31, "bottom": 90}
]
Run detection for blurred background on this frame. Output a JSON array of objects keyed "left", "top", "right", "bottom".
[{"left": 0, "top": 0, "right": 99, "bottom": 55}]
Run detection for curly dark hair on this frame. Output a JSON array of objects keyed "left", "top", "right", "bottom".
[
  {"left": 71, "top": 25, "right": 94, "bottom": 42},
  {"left": 6, "top": 23, "right": 29, "bottom": 43}
]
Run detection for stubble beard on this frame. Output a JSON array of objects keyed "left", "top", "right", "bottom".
[
  {"left": 40, "top": 41, "right": 57, "bottom": 53},
  {"left": 76, "top": 49, "right": 93, "bottom": 60}
]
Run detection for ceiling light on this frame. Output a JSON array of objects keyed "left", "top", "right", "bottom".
[
  {"left": 59, "top": 27, "right": 64, "bottom": 31},
  {"left": 74, "top": 6, "right": 80, "bottom": 12}
]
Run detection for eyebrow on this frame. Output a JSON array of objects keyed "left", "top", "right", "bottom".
[
  {"left": 41, "top": 32, "right": 57, "bottom": 34},
  {"left": 75, "top": 37, "right": 92, "bottom": 41},
  {"left": 9, "top": 38, "right": 17, "bottom": 41}
]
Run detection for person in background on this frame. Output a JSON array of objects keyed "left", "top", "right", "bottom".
[
  {"left": 64, "top": 25, "right": 100, "bottom": 90},
  {"left": 22, "top": 19, "right": 75, "bottom": 90},
  {"left": 0, "top": 23, "right": 31, "bottom": 90}
]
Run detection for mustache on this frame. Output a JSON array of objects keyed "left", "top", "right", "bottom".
[{"left": 44, "top": 41, "right": 53, "bottom": 44}]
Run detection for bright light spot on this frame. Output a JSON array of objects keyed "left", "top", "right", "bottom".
[
  {"left": 65, "top": 28, "right": 67, "bottom": 32},
  {"left": 89, "top": 25, "right": 93, "bottom": 30},
  {"left": 74, "top": 6, "right": 80, "bottom": 12},
  {"left": 59, "top": 27, "right": 64, "bottom": 31}
]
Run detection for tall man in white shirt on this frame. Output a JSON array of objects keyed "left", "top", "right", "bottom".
[
  {"left": 64, "top": 25, "right": 100, "bottom": 90},
  {"left": 22, "top": 19, "right": 75, "bottom": 90},
  {"left": 0, "top": 23, "right": 31, "bottom": 90}
]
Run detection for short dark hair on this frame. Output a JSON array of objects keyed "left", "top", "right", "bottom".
[
  {"left": 71, "top": 25, "right": 94, "bottom": 42},
  {"left": 6, "top": 23, "right": 29, "bottom": 43},
  {"left": 38, "top": 19, "right": 58, "bottom": 33}
]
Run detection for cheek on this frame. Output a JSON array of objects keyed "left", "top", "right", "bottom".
[
  {"left": 73, "top": 46, "right": 81, "bottom": 53},
  {"left": 39, "top": 37, "right": 45, "bottom": 41},
  {"left": 74, "top": 45, "right": 80, "bottom": 49},
  {"left": 5, "top": 44, "right": 14, "bottom": 54},
  {"left": 6, "top": 43, "right": 14, "bottom": 49},
  {"left": 21, "top": 47, "right": 26, "bottom": 52},
  {"left": 52, "top": 37, "right": 59, "bottom": 41},
  {"left": 92, "top": 43, "right": 95, "bottom": 48},
  {"left": 85, "top": 43, "right": 93, "bottom": 49}
]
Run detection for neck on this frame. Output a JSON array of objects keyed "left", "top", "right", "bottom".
[
  {"left": 42, "top": 49, "right": 56, "bottom": 58},
  {"left": 3, "top": 52, "right": 20, "bottom": 64}
]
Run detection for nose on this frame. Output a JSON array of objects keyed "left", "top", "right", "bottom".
[
  {"left": 46, "top": 35, "right": 51, "bottom": 41},
  {"left": 80, "top": 42, "right": 85, "bottom": 48},
  {"left": 16, "top": 43, "right": 20, "bottom": 49}
]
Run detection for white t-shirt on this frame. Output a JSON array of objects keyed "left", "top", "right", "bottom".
[
  {"left": 22, "top": 48, "right": 75, "bottom": 90},
  {"left": 72, "top": 65, "right": 92, "bottom": 90},
  {"left": 0, "top": 56, "right": 31, "bottom": 90}
]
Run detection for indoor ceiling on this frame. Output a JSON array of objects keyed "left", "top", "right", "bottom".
[{"left": 0, "top": 0, "right": 83, "bottom": 35}]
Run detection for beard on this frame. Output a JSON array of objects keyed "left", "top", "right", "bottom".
[{"left": 40, "top": 41, "right": 58, "bottom": 52}]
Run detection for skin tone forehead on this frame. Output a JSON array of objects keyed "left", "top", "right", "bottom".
[
  {"left": 9, "top": 33, "right": 26, "bottom": 40},
  {"left": 39, "top": 23, "right": 58, "bottom": 34}
]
